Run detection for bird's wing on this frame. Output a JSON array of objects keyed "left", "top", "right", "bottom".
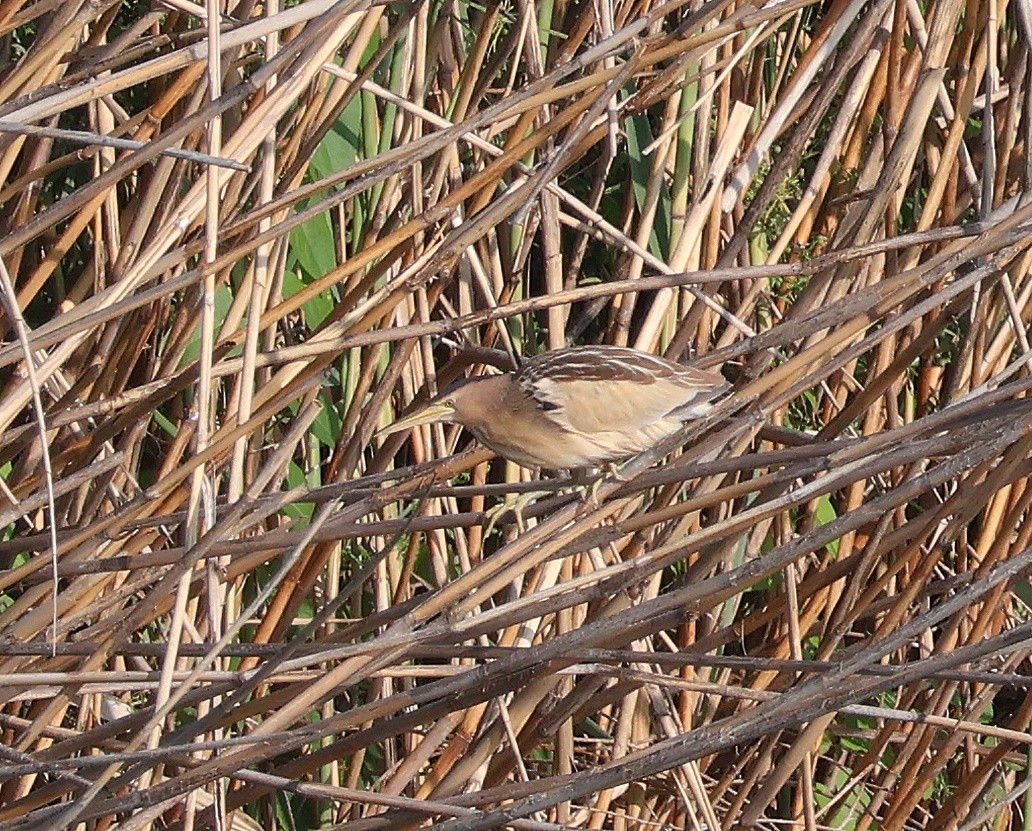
[{"left": 519, "top": 347, "right": 727, "bottom": 435}]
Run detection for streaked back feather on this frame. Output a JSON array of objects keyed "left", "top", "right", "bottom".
[{"left": 518, "top": 345, "right": 727, "bottom": 439}]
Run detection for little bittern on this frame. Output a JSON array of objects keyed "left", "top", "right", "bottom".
[{"left": 380, "top": 345, "right": 729, "bottom": 469}]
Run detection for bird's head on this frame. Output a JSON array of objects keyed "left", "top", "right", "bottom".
[{"left": 378, "top": 374, "right": 506, "bottom": 436}]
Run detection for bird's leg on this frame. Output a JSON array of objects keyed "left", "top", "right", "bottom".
[
  {"left": 584, "top": 470, "right": 605, "bottom": 508},
  {"left": 484, "top": 489, "right": 547, "bottom": 535},
  {"left": 577, "top": 463, "right": 628, "bottom": 508},
  {"left": 484, "top": 467, "right": 628, "bottom": 533}
]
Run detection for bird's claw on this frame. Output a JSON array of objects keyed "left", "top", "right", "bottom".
[
  {"left": 483, "top": 490, "right": 544, "bottom": 535},
  {"left": 580, "top": 463, "right": 624, "bottom": 508},
  {"left": 582, "top": 476, "right": 604, "bottom": 509},
  {"left": 485, "top": 465, "right": 626, "bottom": 533}
]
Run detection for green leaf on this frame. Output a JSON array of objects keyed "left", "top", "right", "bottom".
[
  {"left": 625, "top": 113, "right": 671, "bottom": 256},
  {"left": 309, "top": 113, "right": 360, "bottom": 180},
  {"left": 310, "top": 395, "right": 343, "bottom": 448},
  {"left": 282, "top": 269, "right": 335, "bottom": 331},
  {"left": 289, "top": 212, "right": 337, "bottom": 281},
  {"left": 179, "top": 283, "right": 234, "bottom": 367},
  {"left": 152, "top": 409, "right": 178, "bottom": 437},
  {"left": 1013, "top": 580, "right": 1032, "bottom": 610},
  {"left": 815, "top": 495, "right": 840, "bottom": 555}
]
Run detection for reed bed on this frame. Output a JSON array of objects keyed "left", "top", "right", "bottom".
[{"left": 0, "top": 0, "right": 1031, "bottom": 829}]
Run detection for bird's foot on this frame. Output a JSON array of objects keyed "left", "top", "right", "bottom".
[
  {"left": 484, "top": 490, "right": 547, "bottom": 535},
  {"left": 580, "top": 463, "right": 626, "bottom": 508},
  {"left": 605, "top": 461, "right": 630, "bottom": 483}
]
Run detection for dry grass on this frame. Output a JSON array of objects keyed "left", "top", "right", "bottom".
[{"left": 1, "top": 0, "right": 1031, "bottom": 829}]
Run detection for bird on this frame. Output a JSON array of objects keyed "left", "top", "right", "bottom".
[{"left": 379, "top": 345, "right": 729, "bottom": 471}]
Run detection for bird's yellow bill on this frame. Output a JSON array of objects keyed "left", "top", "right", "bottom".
[{"left": 377, "top": 401, "right": 456, "bottom": 436}]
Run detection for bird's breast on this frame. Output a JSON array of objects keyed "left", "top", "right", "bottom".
[{"left": 472, "top": 410, "right": 686, "bottom": 469}]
